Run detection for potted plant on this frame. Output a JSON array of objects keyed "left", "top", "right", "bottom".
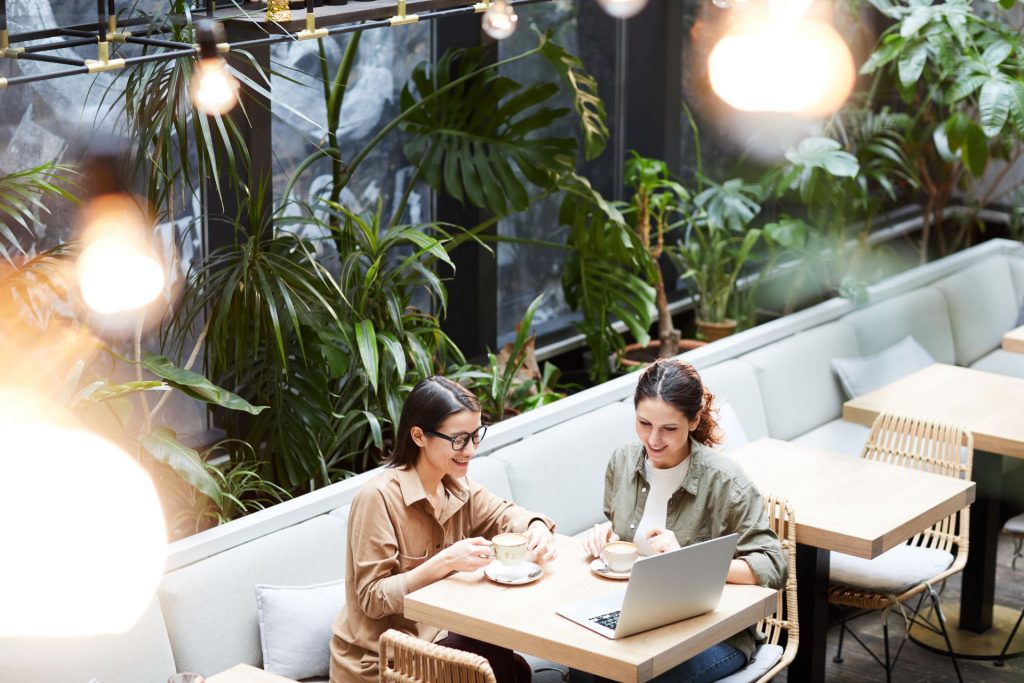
[
  {"left": 667, "top": 177, "right": 763, "bottom": 341},
  {"left": 618, "top": 152, "right": 701, "bottom": 360}
]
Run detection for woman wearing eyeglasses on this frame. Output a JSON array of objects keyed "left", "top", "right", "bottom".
[{"left": 330, "top": 375, "right": 557, "bottom": 683}]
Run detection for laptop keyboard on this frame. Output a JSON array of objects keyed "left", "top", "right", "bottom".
[{"left": 589, "top": 610, "right": 621, "bottom": 630}]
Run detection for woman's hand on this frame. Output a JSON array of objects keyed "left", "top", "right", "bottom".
[
  {"left": 644, "top": 527, "right": 681, "bottom": 554},
  {"left": 526, "top": 520, "right": 558, "bottom": 561},
  {"left": 583, "top": 521, "right": 619, "bottom": 558},
  {"left": 441, "top": 537, "right": 495, "bottom": 573}
]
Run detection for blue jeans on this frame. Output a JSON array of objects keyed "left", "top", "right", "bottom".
[{"left": 570, "top": 642, "right": 745, "bottom": 683}]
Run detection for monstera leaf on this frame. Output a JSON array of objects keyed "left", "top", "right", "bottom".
[
  {"left": 536, "top": 31, "right": 609, "bottom": 161},
  {"left": 400, "top": 47, "right": 577, "bottom": 215}
]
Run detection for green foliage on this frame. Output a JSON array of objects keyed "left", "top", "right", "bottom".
[
  {"left": 449, "top": 295, "right": 563, "bottom": 421},
  {"left": 400, "top": 47, "right": 576, "bottom": 214},
  {"left": 0, "top": 162, "right": 77, "bottom": 265},
  {"left": 859, "top": 0, "right": 1024, "bottom": 254},
  {"left": 559, "top": 174, "right": 656, "bottom": 382},
  {"left": 668, "top": 177, "right": 763, "bottom": 324}
]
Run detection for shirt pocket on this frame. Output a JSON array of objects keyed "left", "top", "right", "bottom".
[{"left": 398, "top": 550, "right": 430, "bottom": 572}]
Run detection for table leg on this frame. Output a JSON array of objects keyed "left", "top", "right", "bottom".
[
  {"left": 790, "top": 544, "right": 829, "bottom": 683},
  {"left": 960, "top": 450, "right": 1000, "bottom": 633}
]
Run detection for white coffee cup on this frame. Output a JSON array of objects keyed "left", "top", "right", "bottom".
[
  {"left": 491, "top": 532, "right": 528, "bottom": 566},
  {"left": 601, "top": 540, "right": 639, "bottom": 573}
]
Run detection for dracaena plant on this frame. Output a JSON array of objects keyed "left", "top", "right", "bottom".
[{"left": 859, "top": 0, "right": 1024, "bottom": 257}]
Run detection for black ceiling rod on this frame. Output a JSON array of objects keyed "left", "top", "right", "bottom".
[{"left": 207, "top": 0, "right": 216, "bottom": 18}]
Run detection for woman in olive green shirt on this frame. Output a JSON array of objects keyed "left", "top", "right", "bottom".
[{"left": 578, "top": 359, "right": 786, "bottom": 683}]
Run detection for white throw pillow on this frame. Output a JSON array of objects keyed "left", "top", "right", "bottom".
[
  {"left": 831, "top": 335, "right": 935, "bottom": 399},
  {"left": 715, "top": 399, "right": 749, "bottom": 452},
  {"left": 255, "top": 579, "right": 345, "bottom": 681}
]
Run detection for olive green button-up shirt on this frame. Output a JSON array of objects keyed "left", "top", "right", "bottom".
[
  {"left": 604, "top": 439, "right": 787, "bottom": 662},
  {"left": 329, "top": 465, "right": 555, "bottom": 683}
]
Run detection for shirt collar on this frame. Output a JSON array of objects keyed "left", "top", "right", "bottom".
[
  {"left": 394, "top": 466, "right": 470, "bottom": 516},
  {"left": 632, "top": 437, "right": 704, "bottom": 495}
]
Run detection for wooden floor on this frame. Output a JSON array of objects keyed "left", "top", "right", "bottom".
[{"left": 778, "top": 535, "right": 1024, "bottom": 682}]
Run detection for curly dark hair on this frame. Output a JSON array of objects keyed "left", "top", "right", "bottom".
[{"left": 633, "top": 359, "right": 721, "bottom": 447}]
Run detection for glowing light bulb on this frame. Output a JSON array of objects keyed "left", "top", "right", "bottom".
[
  {"left": 0, "top": 390, "right": 167, "bottom": 636},
  {"left": 191, "top": 57, "right": 239, "bottom": 116},
  {"left": 77, "top": 194, "right": 166, "bottom": 315},
  {"left": 596, "top": 0, "right": 649, "bottom": 19},
  {"left": 708, "top": 18, "right": 855, "bottom": 116},
  {"left": 712, "top": 0, "right": 731, "bottom": 8},
  {"left": 482, "top": 0, "right": 518, "bottom": 40}
]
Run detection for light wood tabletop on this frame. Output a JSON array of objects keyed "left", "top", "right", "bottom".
[
  {"left": 1003, "top": 324, "right": 1024, "bottom": 354},
  {"left": 404, "top": 535, "right": 778, "bottom": 682},
  {"left": 206, "top": 664, "right": 298, "bottom": 683},
  {"left": 843, "top": 363, "right": 1024, "bottom": 459},
  {"left": 727, "top": 438, "right": 976, "bottom": 559}
]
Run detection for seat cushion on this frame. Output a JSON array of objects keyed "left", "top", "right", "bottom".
[
  {"left": 159, "top": 514, "right": 347, "bottom": 676},
  {"left": 830, "top": 544, "right": 954, "bottom": 595},
  {"left": 716, "top": 399, "right": 750, "bottom": 452},
  {"left": 1004, "top": 513, "right": 1024, "bottom": 534},
  {"left": 841, "top": 287, "right": 956, "bottom": 364},
  {"left": 716, "top": 643, "right": 785, "bottom": 683},
  {"left": 492, "top": 401, "right": 636, "bottom": 536},
  {"left": 1009, "top": 256, "right": 1024, "bottom": 307},
  {"left": 741, "top": 322, "right": 859, "bottom": 440},
  {"left": 791, "top": 419, "right": 870, "bottom": 457},
  {"left": 934, "top": 257, "right": 1019, "bottom": 365},
  {"left": 0, "top": 596, "right": 176, "bottom": 683},
  {"left": 970, "top": 348, "right": 1024, "bottom": 380},
  {"left": 831, "top": 335, "right": 935, "bottom": 399},
  {"left": 700, "top": 359, "right": 770, "bottom": 441}
]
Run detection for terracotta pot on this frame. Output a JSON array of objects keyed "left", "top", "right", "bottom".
[
  {"left": 618, "top": 339, "right": 707, "bottom": 369},
  {"left": 696, "top": 319, "right": 737, "bottom": 343}
]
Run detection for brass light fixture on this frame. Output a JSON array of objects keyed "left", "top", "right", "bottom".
[{"left": 265, "top": 0, "right": 291, "bottom": 23}]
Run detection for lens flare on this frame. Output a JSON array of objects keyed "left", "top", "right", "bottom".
[
  {"left": 77, "top": 194, "right": 165, "bottom": 315},
  {"left": 191, "top": 57, "right": 239, "bottom": 116},
  {"left": 596, "top": 0, "right": 649, "bottom": 19},
  {"left": 708, "top": 17, "right": 855, "bottom": 116},
  {"left": 482, "top": 0, "right": 518, "bottom": 40},
  {"left": 0, "top": 391, "right": 167, "bottom": 636}
]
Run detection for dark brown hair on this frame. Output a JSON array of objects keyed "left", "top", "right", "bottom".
[
  {"left": 633, "top": 358, "right": 722, "bottom": 447},
  {"left": 385, "top": 376, "right": 482, "bottom": 468}
]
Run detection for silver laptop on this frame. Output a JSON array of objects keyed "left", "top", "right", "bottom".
[{"left": 557, "top": 533, "right": 739, "bottom": 639}]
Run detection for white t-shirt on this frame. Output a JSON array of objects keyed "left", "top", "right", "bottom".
[{"left": 634, "top": 455, "right": 690, "bottom": 556}]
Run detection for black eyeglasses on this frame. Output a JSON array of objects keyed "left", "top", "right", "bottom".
[{"left": 424, "top": 425, "right": 488, "bottom": 451}]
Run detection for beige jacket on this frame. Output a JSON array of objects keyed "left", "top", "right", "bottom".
[{"left": 329, "top": 465, "right": 554, "bottom": 683}]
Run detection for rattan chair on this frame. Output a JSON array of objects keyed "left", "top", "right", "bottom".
[
  {"left": 828, "top": 412, "right": 973, "bottom": 683},
  {"left": 1002, "top": 512, "right": 1024, "bottom": 570},
  {"left": 718, "top": 494, "right": 799, "bottom": 683},
  {"left": 379, "top": 629, "right": 497, "bottom": 683}
]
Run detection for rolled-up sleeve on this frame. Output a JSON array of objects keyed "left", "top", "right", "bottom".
[
  {"left": 347, "top": 487, "right": 410, "bottom": 619},
  {"left": 468, "top": 481, "right": 555, "bottom": 537},
  {"left": 728, "top": 485, "right": 787, "bottom": 590}
]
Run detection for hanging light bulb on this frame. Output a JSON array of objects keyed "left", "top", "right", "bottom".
[
  {"left": 482, "top": 0, "right": 518, "bottom": 40},
  {"left": 596, "top": 0, "right": 649, "bottom": 19},
  {"left": 0, "top": 390, "right": 167, "bottom": 636},
  {"left": 75, "top": 143, "right": 166, "bottom": 316},
  {"left": 191, "top": 20, "right": 238, "bottom": 116}
]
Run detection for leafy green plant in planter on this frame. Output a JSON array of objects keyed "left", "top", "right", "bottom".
[
  {"left": 858, "top": 0, "right": 1024, "bottom": 258},
  {"left": 448, "top": 294, "right": 564, "bottom": 422},
  {"left": 668, "top": 176, "right": 763, "bottom": 342}
]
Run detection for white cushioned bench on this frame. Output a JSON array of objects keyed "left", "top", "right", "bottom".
[{"left": 3, "top": 238, "right": 1022, "bottom": 682}]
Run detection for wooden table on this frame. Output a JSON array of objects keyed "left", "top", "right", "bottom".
[
  {"left": 1003, "top": 324, "right": 1024, "bottom": 354},
  {"left": 207, "top": 664, "right": 298, "bottom": 683},
  {"left": 728, "top": 438, "right": 975, "bottom": 682},
  {"left": 404, "top": 535, "right": 778, "bottom": 682},
  {"left": 844, "top": 363, "right": 1024, "bottom": 651}
]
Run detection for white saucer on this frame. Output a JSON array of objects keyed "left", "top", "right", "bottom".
[
  {"left": 484, "top": 560, "right": 544, "bottom": 585},
  {"left": 590, "top": 558, "right": 631, "bottom": 580}
]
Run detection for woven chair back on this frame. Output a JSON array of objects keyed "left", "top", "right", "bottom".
[
  {"left": 861, "top": 412, "right": 974, "bottom": 556},
  {"left": 379, "top": 629, "right": 497, "bottom": 683},
  {"left": 760, "top": 495, "right": 798, "bottom": 650}
]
